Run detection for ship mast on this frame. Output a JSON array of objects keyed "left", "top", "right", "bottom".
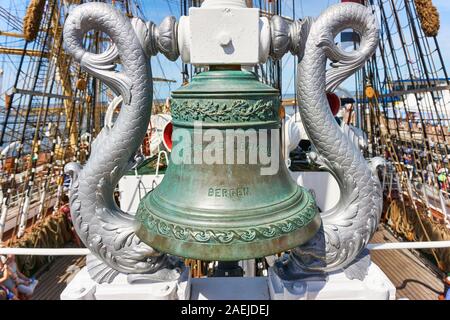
[
  {"left": 355, "top": 0, "right": 450, "bottom": 271},
  {"left": 0, "top": 0, "right": 140, "bottom": 243}
]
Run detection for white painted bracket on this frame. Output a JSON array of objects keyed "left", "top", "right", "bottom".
[
  {"left": 61, "top": 261, "right": 396, "bottom": 300},
  {"left": 268, "top": 262, "right": 397, "bottom": 300},
  {"left": 178, "top": 0, "right": 271, "bottom": 65},
  {"left": 61, "top": 267, "right": 191, "bottom": 300}
]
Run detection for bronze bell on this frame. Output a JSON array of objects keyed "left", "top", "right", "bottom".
[{"left": 136, "top": 69, "right": 321, "bottom": 261}]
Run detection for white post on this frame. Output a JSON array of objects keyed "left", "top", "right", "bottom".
[
  {"left": 37, "top": 182, "right": 47, "bottom": 220},
  {"left": 17, "top": 189, "right": 32, "bottom": 238},
  {"left": 405, "top": 174, "right": 416, "bottom": 210},
  {"left": 421, "top": 183, "right": 430, "bottom": 208},
  {"left": 53, "top": 183, "right": 63, "bottom": 215},
  {"left": 0, "top": 190, "right": 8, "bottom": 240}
]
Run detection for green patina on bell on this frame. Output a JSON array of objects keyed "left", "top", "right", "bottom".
[{"left": 136, "top": 69, "right": 321, "bottom": 261}]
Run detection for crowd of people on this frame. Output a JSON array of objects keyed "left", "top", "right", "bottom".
[
  {"left": 420, "top": 158, "right": 450, "bottom": 192},
  {"left": 384, "top": 143, "right": 450, "bottom": 195}
]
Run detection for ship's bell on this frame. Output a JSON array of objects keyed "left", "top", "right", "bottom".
[{"left": 136, "top": 69, "right": 321, "bottom": 261}]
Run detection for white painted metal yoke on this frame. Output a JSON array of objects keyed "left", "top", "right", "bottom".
[{"left": 177, "top": 0, "right": 271, "bottom": 65}]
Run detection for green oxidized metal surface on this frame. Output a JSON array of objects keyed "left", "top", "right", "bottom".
[{"left": 136, "top": 70, "right": 321, "bottom": 260}]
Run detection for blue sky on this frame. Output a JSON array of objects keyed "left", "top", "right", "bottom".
[
  {"left": 0, "top": 0, "right": 450, "bottom": 100},
  {"left": 433, "top": 0, "right": 450, "bottom": 70},
  {"left": 138, "top": 0, "right": 450, "bottom": 99}
]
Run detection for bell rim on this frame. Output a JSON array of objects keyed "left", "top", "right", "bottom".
[
  {"left": 135, "top": 186, "right": 321, "bottom": 260},
  {"left": 135, "top": 210, "right": 322, "bottom": 261}
]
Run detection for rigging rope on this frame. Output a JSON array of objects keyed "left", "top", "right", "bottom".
[
  {"left": 0, "top": 3, "right": 56, "bottom": 243},
  {"left": 358, "top": 0, "right": 450, "bottom": 272},
  {"left": 365, "top": 83, "right": 445, "bottom": 269}
]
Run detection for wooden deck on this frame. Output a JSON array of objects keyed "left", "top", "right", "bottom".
[
  {"left": 370, "top": 225, "right": 444, "bottom": 300},
  {"left": 28, "top": 226, "right": 445, "bottom": 300},
  {"left": 32, "top": 256, "right": 86, "bottom": 300}
]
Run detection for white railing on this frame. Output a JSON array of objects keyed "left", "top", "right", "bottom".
[
  {"left": 0, "top": 248, "right": 90, "bottom": 255},
  {"left": 1, "top": 241, "right": 450, "bottom": 256},
  {"left": 367, "top": 241, "right": 450, "bottom": 250}
]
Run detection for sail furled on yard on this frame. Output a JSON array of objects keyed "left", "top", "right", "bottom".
[
  {"left": 414, "top": 0, "right": 440, "bottom": 37},
  {"left": 23, "top": 0, "right": 47, "bottom": 41}
]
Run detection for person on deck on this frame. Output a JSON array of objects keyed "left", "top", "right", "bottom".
[
  {"left": 0, "top": 255, "right": 19, "bottom": 300},
  {"left": 439, "top": 274, "right": 450, "bottom": 300},
  {"left": 438, "top": 169, "right": 448, "bottom": 191},
  {"left": 3, "top": 254, "right": 38, "bottom": 299},
  {"left": 0, "top": 285, "right": 19, "bottom": 300}
]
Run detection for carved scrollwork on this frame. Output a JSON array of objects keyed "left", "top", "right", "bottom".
[
  {"left": 171, "top": 99, "right": 279, "bottom": 123},
  {"left": 136, "top": 190, "right": 317, "bottom": 245}
]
